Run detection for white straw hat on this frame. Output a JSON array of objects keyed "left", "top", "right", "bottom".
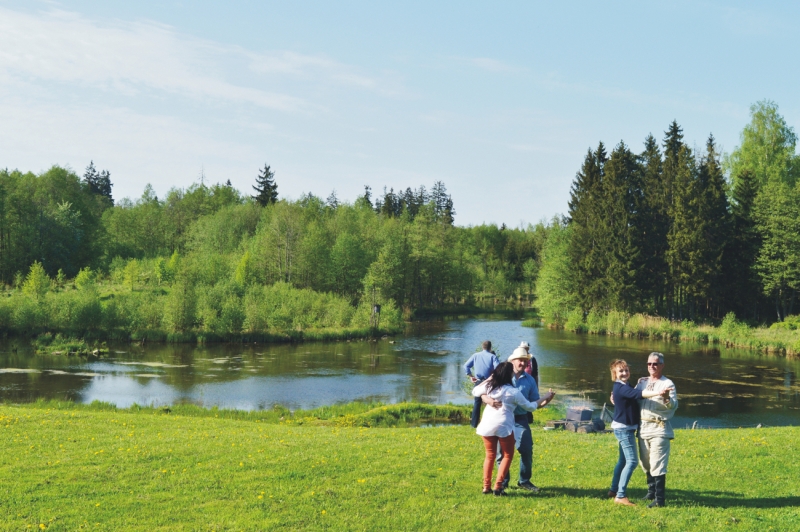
[{"left": 508, "top": 347, "right": 531, "bottom": 361}]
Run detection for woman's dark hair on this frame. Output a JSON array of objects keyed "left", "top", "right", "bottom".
[{"left": 486, "top": 362, "right": 515, "bottom": 393}]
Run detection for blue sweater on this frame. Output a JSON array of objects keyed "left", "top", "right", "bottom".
[{"left": 612, "top": 381, "right": 644, "bottom": 427}]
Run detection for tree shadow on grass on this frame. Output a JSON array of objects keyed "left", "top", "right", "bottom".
[{"left": 529, "top": 487, "right": 800, "bottom": 509}]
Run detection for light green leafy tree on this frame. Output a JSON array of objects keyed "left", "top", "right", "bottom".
[
  {"left": 725, "top": 100, "right": 799, "bottom": 191},
  {"left": 535, "top": 219, "right": 578, "bottom": 326},
  {"left": 233, "top": 250, "right": 253, "bottom": 287},
  {"left": 22, "top": 261, "right": 50, "bottom": 300},
  {"left": 123, "top": 259, "right": 140, "bottom": 291},
  {"left": 75, "top": 267, "right": 96, "bottom": 290}
]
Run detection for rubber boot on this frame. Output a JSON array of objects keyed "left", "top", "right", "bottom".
[
  {"left": 641, "top": 472, "right": 656, "bottom": 501},
  {"left": 647, "top": 475, "right": 666, "bottom": 508}
]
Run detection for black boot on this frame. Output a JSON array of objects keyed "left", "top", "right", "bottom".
[
  {"left": 648, "top": 475, "right": 666, "bottom": 508},
  {"left": 641, "top": 472, "right": 655, "bottom": 501}
]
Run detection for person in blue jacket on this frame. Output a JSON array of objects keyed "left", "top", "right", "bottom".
[
  {"left": 607, "top": 359, "right": 672, "bottom": 506},
  {"left": 464, "top": 340, "right": 500, "bottom": 428}
]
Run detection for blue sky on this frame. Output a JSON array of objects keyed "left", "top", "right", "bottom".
[{"left": 0, "top": 1, "right": 797, "bottom": 226}]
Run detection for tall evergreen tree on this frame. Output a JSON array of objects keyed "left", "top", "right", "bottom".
[
  {"left": 83, "top": 161, "right": 114, "bottom": 208},
  {"left": 694, "top": 134, "right": 730, "bottom": 317},
  {"left": 665, "top": 144, "right": 697, "bottom": 319},
  {"left": 723, "top": 169, "right": 762, "bottom": 319},
  {"left": 601, "top": 142, "right": 643, "bottom": 311},
  {"left": 662, "top": 121, "right": 685, "bottom": 318},
  {"left": 568, "top": 142, "right": 607, "bottom": 310},
  {"left": 252, "top": 164, "right": 278, "bottom": 206},
  {"left": 636, "top": 134, "right": 668, "bottom": 313}
]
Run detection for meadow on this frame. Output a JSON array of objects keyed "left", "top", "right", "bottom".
[{"left": 1, "top": 401, "right": 797, "bottom": 531}]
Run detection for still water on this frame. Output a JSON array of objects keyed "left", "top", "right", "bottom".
[{"left": 1, "top": 317, "right": 799, "bottom": 427}]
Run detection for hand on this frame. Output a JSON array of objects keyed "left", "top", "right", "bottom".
[
  {"left": 609, "top": 393, "right": 615, "bottom": 406},
  {"left": 470, "top": 376, "right": 478, "bottom": 384},
  {"left": 660, "top": 387, "right": 674, "bottom": 400},
  {"left": 481, "top": 394, "right": 501, "bottom": 409}
]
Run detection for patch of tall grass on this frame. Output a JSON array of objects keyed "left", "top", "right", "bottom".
[
  {"left": 0, "top": 280, "right": 404, "bottom": 345},
  {"left": 528, "top": 309, "right": 800, "bottom": 356}
]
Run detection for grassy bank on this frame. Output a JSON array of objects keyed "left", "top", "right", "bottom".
[
  {"left": 1, "top": 402, "right": 797, "bottom": 531},
  {"left": 0, "top": 279, "right": 405, "bottom": 347},
  {"left": 528, "top": 310, "right": 800, "bottom": 357}
]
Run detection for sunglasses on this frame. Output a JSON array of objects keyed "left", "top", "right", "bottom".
[{"left": 647, "top": 362, "right": 663, "bottom": 367}]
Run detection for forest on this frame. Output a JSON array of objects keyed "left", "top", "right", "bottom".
[
  {"left": 1, "top": 99, "right": 797, "bottom": 343},
  {"left": 0, "top": 164, "right": 541, "bottom": 341},
  {"left": 536, "top": 100, "right": 800, "bottom": 327}
]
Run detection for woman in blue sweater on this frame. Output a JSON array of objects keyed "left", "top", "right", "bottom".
[{"left": 607, "top": 359, "right": 672, "bottom": 506}]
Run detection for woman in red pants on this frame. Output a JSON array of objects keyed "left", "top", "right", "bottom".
[{"left": 472, "top": 362, "right": 555, "bottom": 495}]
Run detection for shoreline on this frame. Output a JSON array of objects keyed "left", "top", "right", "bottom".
[{"left": 525, "top": 313, "right": 800, "bottom": 358}]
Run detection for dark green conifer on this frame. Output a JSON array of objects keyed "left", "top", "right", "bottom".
[
  {"left": 568, "top": 143, "right": 606, "bottom": 311},
  {"left": 252, "top": 164, "right": 278, "bottom": 206}
]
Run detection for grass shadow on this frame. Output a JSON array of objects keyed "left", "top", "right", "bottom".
[{"left": 529, "top": 486, "right": 800, "bottom": 509}]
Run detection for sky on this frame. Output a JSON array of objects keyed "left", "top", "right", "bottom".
[{"left": 0, "top": 1, "right": 797, "bottom": 227}]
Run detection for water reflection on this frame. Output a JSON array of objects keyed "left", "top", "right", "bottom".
[{"left": 1, "top": 317, "right": 799, "bottom": 427}]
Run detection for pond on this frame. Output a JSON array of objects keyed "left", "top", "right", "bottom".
[{"left": 1, "top": 317, "right": 799, "bottom": 427}]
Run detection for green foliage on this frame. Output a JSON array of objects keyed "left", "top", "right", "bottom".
[
  {"left": 535, "top": 220, "right": 577, "bottom": 326},
  {"left": 585, "top": 308, "right": 605, "bottom": 334},
  {"left": 725, "top": 100, "right": 799, "bottom": 190},
  {"left": 753, "top": 181, "right": 800, "bottom": 321},
  {"left": 75, "top": 267, "right": 95, "bottom": 290},
  {"left": 163, "top": 280, "right": 196, "bottom": 333},
  {"left": 564, "top": 308, "right": 586, "bottom": 332},
  {"left": 123, "top": 259, "right": 140, "bottom": 291},
  {"left": 22, "top": 261, "right": 49, "bottom": 300}
]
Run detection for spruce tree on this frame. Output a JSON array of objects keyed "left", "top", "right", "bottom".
[
  {"left": 601, "top": 142, "right": 643, "bottom": 311},
  {"left": 637, "top": 134, "right": 668, "bottom": 312},
  {"left": 723, "top": 169, "right": 761, "bottom": 319},
  {"left": 693, "top": 134, "right": 730, "bottom": 317},
  {"left": 662, "top": 121, "right": 685, "bottom": 318},
  {"left": 252, "top": 164, "right": 278, "bottom": 206},
  {"left": 83, "top": 161, "right": 114, "bottom": 208},
  {"left": 568, "top": 143, "right": 606, "bottom": 311}
]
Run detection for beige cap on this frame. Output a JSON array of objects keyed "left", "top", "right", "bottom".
[{"left": 507, "top": 347, "right": 531, "bottom": 361}]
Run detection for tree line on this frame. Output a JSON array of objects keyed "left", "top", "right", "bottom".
[
  {"left": 536, "top": 100, "right": 800, "bottom": 325},
  {"left": 0, "top": 161, "right": 543, "bottom": 338}
]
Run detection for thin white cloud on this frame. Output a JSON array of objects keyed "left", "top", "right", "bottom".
[{"left": 0, "top": 7, "right": 379, "bottom": 112}]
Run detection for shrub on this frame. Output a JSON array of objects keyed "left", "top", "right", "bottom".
[
  {"left": 585, "top": 309, "right": 606, "bottom": 334},
  {"left": 564, "top": 308, "right": 585, "bottom": 332}
]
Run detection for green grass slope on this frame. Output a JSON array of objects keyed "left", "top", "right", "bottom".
[{"left": 1, "top": 403, "right": 797, "bottom": 531}]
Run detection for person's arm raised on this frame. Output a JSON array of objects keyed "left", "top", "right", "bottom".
[{"left": 641, "top": 387, "right": 673, "bottom": 399}]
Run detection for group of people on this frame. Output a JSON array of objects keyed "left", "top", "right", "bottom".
[{"left": 465, "top": 343, "right": 678, "bottom": 507}]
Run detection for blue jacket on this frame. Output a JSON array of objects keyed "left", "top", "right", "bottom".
[
  {"left": 612, "top": 381, "right": 643, "bottom": 426},
  {"left": 464, "top": 350, "right": 499, "bottom": 380}
]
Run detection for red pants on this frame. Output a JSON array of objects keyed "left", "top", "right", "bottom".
[{"left": 482, "top": 434, "right": 516, "bottom": 490}]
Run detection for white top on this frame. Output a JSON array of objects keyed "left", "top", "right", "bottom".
[
  {"left": 635, "top": 376, "right": 678, "bottom": 439},
  {"left": 472, "top": 381, "right": 539, "bottom": 438}
]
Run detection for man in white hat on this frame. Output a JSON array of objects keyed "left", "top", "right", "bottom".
[
  {"left": 518, "top": 341, "right": 539, "bottom": 386},
  {"left": 482, "top": 346, "right": 548, "bottom": 492}
]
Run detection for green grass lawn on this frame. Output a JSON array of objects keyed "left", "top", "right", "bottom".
[{"left": 1, "top": 403, "right": 798, "bottom": 531}]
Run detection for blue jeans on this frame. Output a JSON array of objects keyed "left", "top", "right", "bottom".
[
  {"left": 497, "top": 415, "right": 532, "bottom": 487},
  {"left": 610, "top": 429, "right": 638, "bottom": 498}
]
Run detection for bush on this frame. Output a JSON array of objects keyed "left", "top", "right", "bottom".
[
  {"left": 585, "top": 309, "right": 605, "bottom": 334},
  {"left": 564, "top": 308, "right": 585, "bottom": 332}
]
